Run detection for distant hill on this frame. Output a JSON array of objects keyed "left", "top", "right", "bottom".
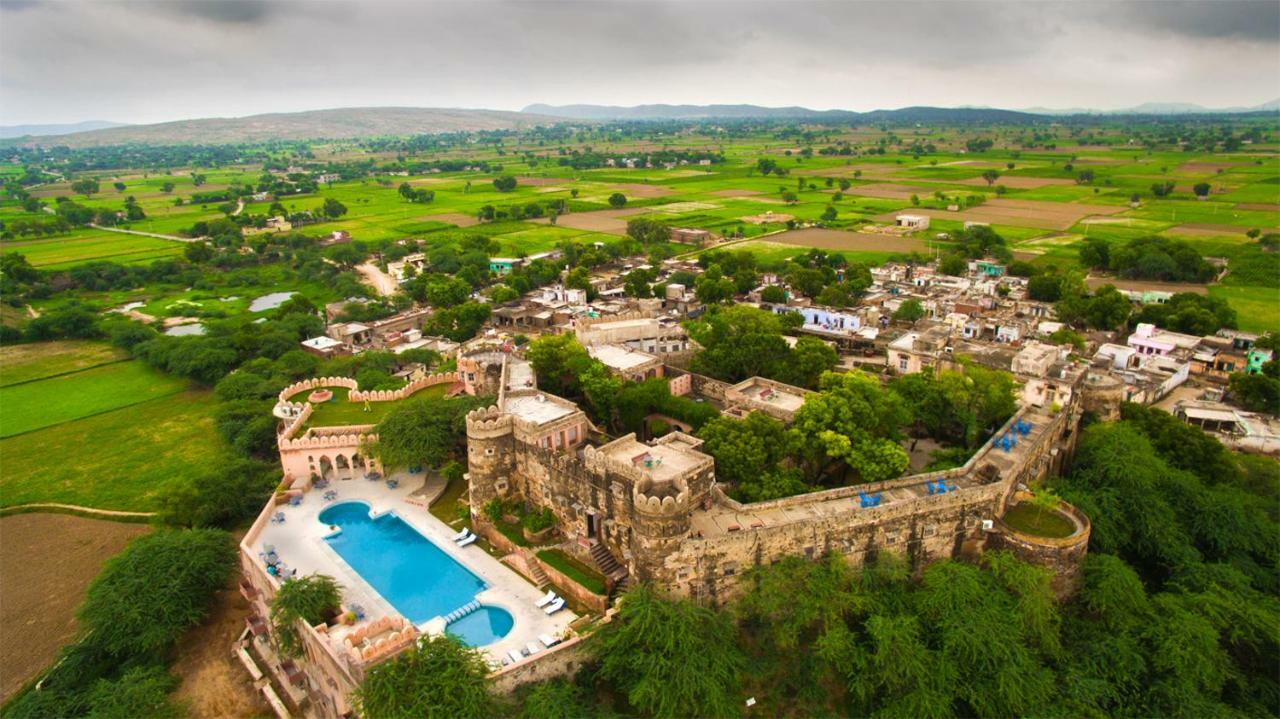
[
  {"left": 522, "top": 103, "right": 860, "bottom": 120},
  {"left": 6, "top": 107, "right": 569, "bottom": 148},
  {"left": 522, "top": 103, "right": 1041, "bottom": 123},
  {"left": 0, "top": 120, "right": 128, "bottom": 139},
  {"left": 1020, "top": 99, "right": 1280, "bottom": 115}
]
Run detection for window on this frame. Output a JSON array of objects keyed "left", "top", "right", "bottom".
[{"left": 899, "top": 357, "right": 909, "bottom": 371}]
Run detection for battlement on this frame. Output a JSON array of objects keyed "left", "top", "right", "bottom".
[
  {"left": 278, "top": 426, "right": 376, "bottom": 451},
  {"left": 277, "top": 376, "right": 359, "bottom": 403},
  {"left": 466, "top": 405, "right": 514, "bottom": 436},
  {"left": 633, "top": 476, "right": 690, "bottom": 516}
]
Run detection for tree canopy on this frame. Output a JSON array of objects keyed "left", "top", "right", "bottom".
[
  {"left": 352, "top": 635, "right": 493, "bottom": 719},
  {"left": 595, "top": 583, "right": 745, "bottom": 718},
  {"left": 368, "top": 394, "right": 490, "bottom": 470}
]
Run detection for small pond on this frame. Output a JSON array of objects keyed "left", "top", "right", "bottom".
[
  {"left": 1002, "top": 503, "right": 1076, "bottom": 539},
  {"left": 165, "top": 323, "right": 206, "bottom": 336},
  {"left": 248, "top": 291, "right": 297, "bottom": 312}
]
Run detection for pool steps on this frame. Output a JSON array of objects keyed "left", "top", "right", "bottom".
[{"left": 442, "top": 600, "right": 482, "bottom": 624}]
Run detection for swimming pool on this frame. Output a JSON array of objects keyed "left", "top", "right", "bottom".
[
  {"left": 447, "top": 606, "right": 514, "bottom": 647},
  {"left": 318, "top": 502, "right": 486, "bottom": 625}
]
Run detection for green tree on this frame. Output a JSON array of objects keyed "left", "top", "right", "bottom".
[
  {"left": 687, "top": 305, "right": 790, "bottom": 382},
  {"left": 321, "top": 197, "right": 348, "bottom": 219},
  {"left": 493, "top": 176, "right": 518, "bottom": 192},
  {"left": 596, "top": 584, "right": 744, "bottom": 718},
  {"left": 626, "top": 217, "right": 670, "bottom": 245},
  {"left": 369, "top": 395, "right": 489, "bottom": 470},
  {"left": 526, "top": 334, "right": 592, "bottom": 398},
  {"left": 892, "top": 298, "right": 925, "bottom": 324},
  {"left": 353, "top": 635, "right": 493, "bottom": 719},
  {"left": 790, "top": 371, "right": 910, "bottom": 484},
  {"left": 608, "top": 192, "right": 627, "bottom": 208},
  {"left": 78, "top": 529, "right": 236, "bottom": 657},
  {"left": 269, "top": 574, "right": 342, "bottom": 658},
  {"left": 72, "top": 178, "right": 100, "bottom": 196},
  {"left": 981, "top": 169, "right": 1000, "bottom": 186}
]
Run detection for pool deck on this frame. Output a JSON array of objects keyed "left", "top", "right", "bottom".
[{"left": 252, "top": 474, "right": 576, "bottom": 665}]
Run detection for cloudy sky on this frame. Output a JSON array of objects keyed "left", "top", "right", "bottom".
[{"left": 1, "top": 0, "right": 1278, "bottom": 125}]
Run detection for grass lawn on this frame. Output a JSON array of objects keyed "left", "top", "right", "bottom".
[
  {"left": 537, "top": 548, "right": 608, "bottom": 595},
  {"left": 428, "top": 477, "right": 468, "bottom": 524},
  {"left": 1002, "top": 502, "right": 1077, "bottom": 538},
  {"left": 0, "top": 389, "right": 225, "bottom": 511},
  {"left": 0, "top": 341, "right": 128, "bottom": 387},
  {"left": 1208, "top": 285, "right": 1280, "bottom": 333},
  {"left": 300, "top": 383, "right": 451, "bottom": 428},
  {"left": 0, "top": 360, "right": 188, "bottom": 437}
]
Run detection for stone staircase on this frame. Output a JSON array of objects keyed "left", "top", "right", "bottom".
[
  {"left": 589, "top": 542, "right": 621, "bottom": 575},
  {"left": 527, "top": 556, "right": 551, "bottom": 589},
  {"left": 608, "top": 572, "right": 632, "bottom": 605}
]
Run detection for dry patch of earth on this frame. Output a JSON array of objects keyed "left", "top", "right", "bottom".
[{"left": 0, "top": 513, "right": 150, "bottom": 702}]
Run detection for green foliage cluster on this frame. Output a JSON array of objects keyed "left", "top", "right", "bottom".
[
  {"left": 352, "top": 635, "right": 494, "bottom": 719},
  {"left": 891, "top": 364, "right": 1019, "bottom": 449},
  {"left": 269, "top": 574, "right": 342, "bottom": 658},
  {"left": 369, "top": 393, "right": 491, "bottom": 471},
  {"left": 687, "top": 305, "right": 837, "bottom": 388},
  {"left": 594, "top": 584, "right": 745, "bottom": 718},
  {"left": 1081, "top": 235, "right": 1217, "bottom": 283}
]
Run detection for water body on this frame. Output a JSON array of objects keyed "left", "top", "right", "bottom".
[
  {"left": 248, "top": 291, "right": 296, "bottom": 312},
  {"left": 164, "top": 323, "right": 206, "bottom": 336}
]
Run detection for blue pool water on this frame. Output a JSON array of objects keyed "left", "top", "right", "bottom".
[
  {"left": 318, "top": 502, "right": 486, "bottom": 625},
  {"left": 447, "top": 606, "right": 514, "bottom": 647}
]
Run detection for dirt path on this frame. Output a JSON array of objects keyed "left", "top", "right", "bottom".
[
  {"left": 356, "top": 262, "right": 398, "bottom": 297},
  {"left": 0, "top": 513, "right": 151, "bottom": 702},
  {"left": 0, "top": 502, "right": 155, "bottom": 519},
  {"left": 170, "top": 584, "right": 270, "bottom": 719},
  {"left": 40, "top": 205, "right": 201, "bottom": 242},
  {"left": 231, "top": 198, "right": 245, "bottom": 217}
]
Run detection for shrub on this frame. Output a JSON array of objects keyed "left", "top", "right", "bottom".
[
  {"left": 78, "top": 529, "right": 236, "bottom": 657},
  {"left": 269, "top": 574, "right": 342, "bottom": 657},
  {"left": 353, "top": 635, "right": 492, "bottom": 719},
  {"left": 156, "top": 458, "right": 277, "bottom": 528},
  {"left": 521, "top": 507, "right": 555, "bottom": 533}
]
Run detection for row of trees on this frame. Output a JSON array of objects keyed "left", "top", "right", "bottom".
[{"left": 1080, "top": 235, "right": 1217, "bottom": 283}]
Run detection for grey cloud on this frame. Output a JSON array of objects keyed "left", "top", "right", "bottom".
[
  {"left": 1, "top": 0, "right": 1276, "bottom": 124},
  {"left": 160, "top": 0, "right": 275, "bottom": 23},
  {"left": 1114, "top": 0, "right": 1280, "bottom": 42}
]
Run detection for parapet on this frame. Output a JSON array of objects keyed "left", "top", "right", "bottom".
[
  {"left": 632, "top": 475, "right": 690, "bottom": 516},
  {"left": 465, "top": 405, "right": 513, "bottom": 437}
]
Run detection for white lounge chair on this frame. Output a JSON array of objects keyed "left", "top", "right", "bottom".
[
  {"left": 539, "top": 633, "right": 560, "bottom": 648},
  {"left": 534, "top": 590, "right": 557, "bottom": 608},
  {"left": 450, "top": 527, "right": 469, "bottom": 541},
  {"left": 544, "top": 597, "right": 565, "bottom": 614},
  {"left": 453, "top": 529, "right": 474, "bottom": 544},
  {"left": 457, "top": 533, "right": 478, "bottom": 547},
  {"left": 526, "top": 641, "right": 541, "bottom": 655},
  {"left": 507, "top": 649, "right": 523, "bottom": 663}
]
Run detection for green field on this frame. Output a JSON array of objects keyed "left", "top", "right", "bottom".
[
  {"left": 0, "top": 229, "right": 184, "bottom": 268},
  {"left": 0, "top": 358, "right": 189, "bottom": 437},
  {"left": 0, "top": 340, "right": 128, "bottom": 386},
  {"left": 0, "top": 388, "right": 224, "bottom": 511},
  {"left": 0, "top": 338, "right": 224, "bottom": 510},
  {"left": 4, "top": 122, "right": 1278, "bottom": 331}
]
